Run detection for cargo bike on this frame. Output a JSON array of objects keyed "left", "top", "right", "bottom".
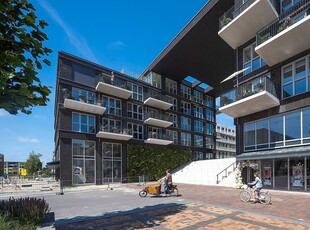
[{"left": 139, "top": 183, "right": 179, "bottom": 197}]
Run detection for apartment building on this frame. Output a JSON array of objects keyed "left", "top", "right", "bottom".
[
  {"left": 54, "top": 52, "right": 217, "bottom": 185},
  {"left": 4, "top": 161, "right": 25, "bottom": 175},
  {"left": 219, "top": 0, "right": 310, "bottom": 192},
  {"left": 216, "top": 124, "right": 236, "bottom": 159},
  {"left": 0, "top": 154, "right": 4, "bottom": 176}
]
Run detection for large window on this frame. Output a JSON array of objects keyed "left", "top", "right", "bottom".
[
  {"left": 205, "top": 137, "right": 214, "bottom": 149},
  {"left": 243, "top": 108, "right": 310, "bottom": 151},
  {"left": 205, "top": 95, "right": 213, "bottom": 108},
  {"left": 102, "top": 142, "right": 122, "bottom": 183},
  {"left": 127, "top": 83, "right": 143, "bottom": 101},
  {"left": 167, "top": 130, "right": 178, "bottom": 144},
  {"left": 181, "top": 133, "right": 191, "bottom": 146},
  {"left": 282, "top": 56, "right": 310, "bottom": 98},
  {"left": 193, "top": 90, "right": 203, "bottom": 104},
  {"left": 127, "top": 123, "right": 143, "bottom": 140},
  {"left": 194, "top": 120, "right": 204, "bottom": 133},
  {"left": 194, "top": 105, "right": 203, "bottom": 119},
  {"left": 205, "top": 109, "right": 214, "bottom": 122},
  {"left": 127, "top": 103, "right": 143, "bottom": 120},
  {"left": 72, "top": 140, "right": 95, "bottom": 185},
  {"left": 281, "top": 0, "right": 301, "bottom": 12},
  {"left": 102, "top": 119, "right": 122, "bottom": 132},
  {"left": 205, "top": 123, "right": 214, "bottom": 136},
  {"left": 243, "top": 42, "right": 266, "bottom": 75},
  {"left": 167, "top": 113, "right": 178, "bottom": 128},
  {"left": 72, "top": 113, "right": 95, "bottom": 133},
  {"left": 166, "top": 96, "right": 177, "bottom": 111},
  {"left": 180, "top": 84, "right": 191, "bottom": 99},
  {"left": 181, "top": 101, "right": 191, "bottom": 115},
  {"left": 102, "top": 96, "right": 121, "bottom": 115},
  {"left": 166, "top": 78, "right": 177, "bottom": 94},
  {"left": 72, "top": 87, "right": 95, "bottom": 104},
  {"left": 181, "top": 116, "right": 191, "bottom": 131},
  {"left": 194, "top": 135, "right": 203, "bottom": 147}
]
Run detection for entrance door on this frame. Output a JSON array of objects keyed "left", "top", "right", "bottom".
[{"left": 102, "top": 142, "right": 122, "bottom": 183}]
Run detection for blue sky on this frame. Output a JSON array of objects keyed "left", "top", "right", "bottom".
[{"left": 0, "top": 0, "right": 233, "bottom": 165}]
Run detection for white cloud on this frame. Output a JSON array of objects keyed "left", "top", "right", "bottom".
[
  {"left": 0, "top": 109, "right": 10, "bottom": 117},
  {"left": 110, "top": 41, "right": 127, "bottom": 49},
  {"left": 38, "top": 1, "right": 99, "bottom": 63},
  {"left": 17, "top": 137, "right": 39, "bottom": 143}
]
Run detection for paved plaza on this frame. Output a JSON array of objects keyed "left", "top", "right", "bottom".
[{"left": 2, "top": 183, "right": 309, "bottom": 229}]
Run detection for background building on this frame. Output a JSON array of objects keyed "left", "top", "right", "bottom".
[
  {"left": 54, "top": 52, "right": 217, "bottom": 185},
  {"left": 216, "top": 124, "right": 236, "bottom": 159},
  {"left": 4, "top": 161, "right": 25, "bottom": 175},
  {"left": 0, "top": 154, "right": 4, "bottom": 176},
  {"left": 219, "top": 0, "right": 310, "bottom": 192}
]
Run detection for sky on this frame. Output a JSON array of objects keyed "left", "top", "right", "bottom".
[{"left": 0, "top": 0, "right": 233, "bottom": 165}]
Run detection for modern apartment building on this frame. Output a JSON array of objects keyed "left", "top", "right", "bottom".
[
  {"left": 216, "top": 124, "right": 236, "bottom": 159},
  {"left": 54, "top": 52, "right": 218, "bottom": 185},
  {"left": 218, "top": 0, "right": 310, "bottom": 192},
  {"left": 4, "top": 161, "right": 25, "bottom": 175},
  {"left": 0, "top": 154, "right": 4, "bottom": 176}
]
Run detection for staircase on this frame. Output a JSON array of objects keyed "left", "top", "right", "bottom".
[{"left": 172, "top": 158, "right": 236, "bottom": 186}]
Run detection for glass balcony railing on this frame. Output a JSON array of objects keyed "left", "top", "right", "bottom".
[
  {"left": 220, "top": 74, "right": 277, "bottom": 107},
  {"left": 96, "top": 74, "right": 128, "bottom": 90},
  {"left": 256, "top": 0, "right": 310, "bottom": 46},
  {"left": 144, "top": 91, "right": 169, "bottom": 102},
  {"left": 144, "top": 112, "right": 173, "bottom": 122},
  {"left": 219, "top": 0, "right": 279, "bottom": 30},
  {"left": 146, "top": 132, "right": 172, "bottom": 141},
  {"left": 99, "top": 124, "right": 131, "bottom": 135}
]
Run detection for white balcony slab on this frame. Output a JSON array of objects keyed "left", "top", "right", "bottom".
[
  {"left": 219, "top": 91, "right": 279, "bottom": 118},
  {"left": 255, "top": 15, "right": 310, "bottom": 66},
  {"left": 64, "top": 99, "right": 106, "bottom": 114},
  {"left": 144, "top": 138, "right": 173, "bottom": 145},
  {"left": 96, "top": 131, "right": 133, "bottom": 141},
  {"left": 96, "top": 82, "right": 132, "bottom": 99},
  {"left": 219, "top": 0, "right": 278, "bottom": 49},
  {"left": 144, "top": 97, "right": 172, "bottom": 110},
  {"left": 144, "top": 118, "right": 173, "bottom": 128}
]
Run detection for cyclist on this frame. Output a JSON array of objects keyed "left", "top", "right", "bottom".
[{"left": 248, "top": 171, "right": 263, "bottom": 202}]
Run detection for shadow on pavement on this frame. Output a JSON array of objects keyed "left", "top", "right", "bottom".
[{"left": 55, "top": 202, "right": 187, "bottom": 229}]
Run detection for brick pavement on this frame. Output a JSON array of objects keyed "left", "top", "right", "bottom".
[{"left": 55, "top": 183, "right": 310, "bottom": 229}]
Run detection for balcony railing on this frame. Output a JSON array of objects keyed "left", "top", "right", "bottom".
[
  {"left": 144, "top": 112, "right": 173, "bottom": 122},
  {"left": 63, "top": 90, "right": 105, "bottom": 114},
  {"left": 256, "top": 0, "right": 310, "bottom": 46},
  {"left": 146, "top": 132, "right": 172, "bottom": 141},
  {"left": 220, "top": 74, "right": 276, "bottom": 107},
  {"left": 144, "top": 91, "right": 172, "bottom": 110},
  {"left": 96, "top": 124, "right": 133, "bottom": 141}
]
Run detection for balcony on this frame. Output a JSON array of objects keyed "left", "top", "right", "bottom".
[
  {"left": 256, "top": 1, "right": 310, "bottom": 66},
  {"left": 144, "top": 112, "right": 173, "bottom": 128},
  {"left": 96, "top": 125, "right": 133, "bottom": 141},
  {"left": 144, "top": 91, "right": 172, "bottom": 110},
  {"left": 64, "top": 95, "right": 106, "bottom": 115},
  {"left": 144, "top": 133, "right": 173, "bottom": 145},
  {"left": 219, "top": 0, "right": 278, "bottom": 49},
  {"left": 96, "top": 77, "right": 132, "bottom": 99},
  {"left": 219, "top": 74, "right": 279, "bottom": 118}
]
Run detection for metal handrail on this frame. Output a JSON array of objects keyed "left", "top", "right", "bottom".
[{"left": 216, "top": 161, "right": 236, "bottom": 184}]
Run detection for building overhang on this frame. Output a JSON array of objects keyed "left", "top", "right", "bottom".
[
  {"left": 142, "top": 0, "right": 235, "bottom": 97},
  {"left": 237, "top": 146, "right": 310, "bottom": 161}
]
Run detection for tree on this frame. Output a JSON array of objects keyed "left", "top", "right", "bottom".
[
  {"left": 0, "top": 0, "right": 52, "bottom": 115},
  {"left": 25, "top": 151, "right": 42, "bottom": 175}
]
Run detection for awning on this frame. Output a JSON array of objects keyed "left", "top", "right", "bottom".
[
  {"left": 237, "top": 146, "right": 310, "bottom": 161},
  {"left": 220, "top": 67, "right": 249, "bottom": 83},
  {"left": 46, "top": 160, "right": 60, "bottom": 167}
]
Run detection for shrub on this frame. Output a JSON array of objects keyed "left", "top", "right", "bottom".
[
  {"left": 0, "top": 197, "right": 50, "bottom": 225},
  {"left": 0, "top": 213, "right": 36, "bottom": 230}
]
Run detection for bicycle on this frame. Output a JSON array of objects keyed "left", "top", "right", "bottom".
[{"left": 239, "top": 184, "right": 271, "bottom": 205}]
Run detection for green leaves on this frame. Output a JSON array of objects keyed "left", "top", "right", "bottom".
[
  {"left": 25, "top": 151, "right": 42, "bottom": 176},
  {"left": 128, "top": 145, "right": 192, "bottom": 180},
  {"left": 0, "top": 0, "right": 52, "bottom": 115}
]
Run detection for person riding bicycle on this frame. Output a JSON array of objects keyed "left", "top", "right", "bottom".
[
  {"left": 163, "top": 169, "right": 172, "bottom": 195},
  {"left": 248, "top": 171, "right": 263, "bottom": 202}
]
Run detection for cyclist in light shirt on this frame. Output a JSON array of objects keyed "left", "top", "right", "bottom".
[{"left": 248, "top": 171, "right": 263, "bottom": 202}]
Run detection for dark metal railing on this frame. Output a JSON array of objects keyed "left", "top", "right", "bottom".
[
  {"left": 216, "top": 161, "right": 236, "bottom": 184},
  {"left": 220, "top": 74, "right": 277, "bottom": 107},
  {"left": 256, "top": 0, "right": 310, "bottom": 46}
]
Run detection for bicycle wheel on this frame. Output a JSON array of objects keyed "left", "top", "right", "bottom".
[
  {"left": 258, "top": 192, "right": 271, "bottom": 205},
  {"left": 139, "top": 190, "right": 147, "bottom": 197},
  {"left": 240, "top": 190, "right": 251, "bottom": 202},
  {"left": 173, "top": 187, "right": 179, "bottom": 197}
]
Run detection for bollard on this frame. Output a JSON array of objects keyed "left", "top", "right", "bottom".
[{"left": 107, "top": 178, "right": 113, "bottom": 190}]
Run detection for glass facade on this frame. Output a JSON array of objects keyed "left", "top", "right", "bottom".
[
  {"left": 244, "top": 108, "right": 310, "bottom": 151},
  {"left": 72, "top": 113, "right": 95, "bottom": 133},
  {"left": 102, "top": 142, "right": 122, "bottom": 183},
  {"left": 127, "top": 82, "right": 143, "bottom": 101},
  {"left": 243, "top": 42, "right": 266, "bottom": 75}
]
